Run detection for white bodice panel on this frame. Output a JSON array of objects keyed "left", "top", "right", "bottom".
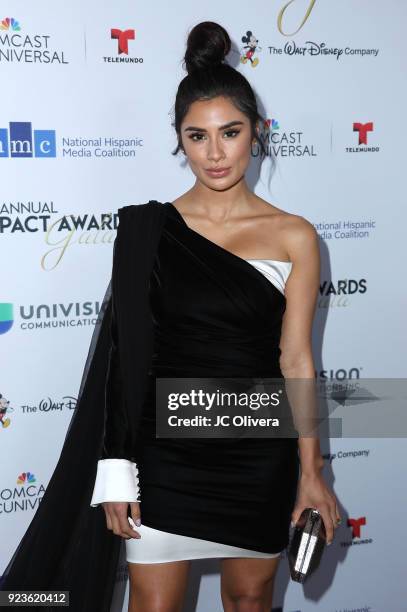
[{"left": 245, "top": 259, "right": 292, "bottom": 295}]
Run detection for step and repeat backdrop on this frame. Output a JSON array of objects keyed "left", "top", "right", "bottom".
[{"left": 1, "top": 1, "right": 405, "bottom": 611}]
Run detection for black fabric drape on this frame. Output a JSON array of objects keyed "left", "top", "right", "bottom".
[{"left": 0, "top": 201, "right": 167, "bottom": 611}]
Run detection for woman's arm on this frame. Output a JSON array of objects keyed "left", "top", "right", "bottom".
[
  {"left": 90, "top": 242, "right": 140, "bottom": 509},
  {"left": 89, "top": 287, "right": 141, "bottom": 538},
  {"left": 90, "top": 291, "right": 141, "bottom": 507},
  {"left": 90, "top": 458, "right": 140, "bottom": 507},
  {"left": 278, "top": 214, "right": 341, "bottom": 545}
]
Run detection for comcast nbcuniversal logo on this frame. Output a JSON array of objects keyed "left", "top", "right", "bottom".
[
  {"left": 0, "top": 16, "right": 69, "bottom": 64},
  {"left": 254, "top": 116, "right": 317, "bottom": 159},
  {"left": 1, "top": 471, "right": 45, "bottom": 513}
]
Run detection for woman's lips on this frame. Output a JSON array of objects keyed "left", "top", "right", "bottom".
[{"left": 205, "top": 167, "right": 231, "bottom": 178}]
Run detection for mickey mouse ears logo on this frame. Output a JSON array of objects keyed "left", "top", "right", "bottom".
[{"left": 0, "top": 393, "right": 12, "bottom": 428}]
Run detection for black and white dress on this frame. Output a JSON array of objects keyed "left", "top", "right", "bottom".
[{"left": 90, "top": 201, "right": 299, "bottom": 563}]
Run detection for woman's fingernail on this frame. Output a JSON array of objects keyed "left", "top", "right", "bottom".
[
  {"left": 327, "top": 540, "right": 332, "bottom": 546},
  {"left": 290, "top": 520, "right": 296, "bottom": 528},
  {"left": 135, "top": 518, "right": 141, "bottom": 526}
]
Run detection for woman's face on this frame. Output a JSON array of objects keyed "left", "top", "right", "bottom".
[{"left": 180, "top": 96, "right": 256, "bottom": 191}]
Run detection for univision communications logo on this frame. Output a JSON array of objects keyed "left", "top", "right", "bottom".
[
  {"left": 0, "top": 303, "right": 13, "bottom": 333},
  {"left": 0, "top": 122, "right": 56, "bottom": 158},
  {"left": 0, "top": 299, "right": 104, "bottom": 333}
]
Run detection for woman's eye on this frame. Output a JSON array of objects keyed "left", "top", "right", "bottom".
[
  {"left": 224, "top": 130, "right": 240, "bottom": 138},
  {"left": 189, "top": 133, "right": 204, "bottom": 141},
  {"left": 188, "top": 130, "right": 240, "bottom": 142}
]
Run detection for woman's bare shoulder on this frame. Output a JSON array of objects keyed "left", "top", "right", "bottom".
[
  {"left": 256, "top": 197, "right": 318, "bottom": 261},
  {"left": 277, "top": 213, "right": 318, "bottom": 262},
  {"left": 257, "top": 196, "right": 313, "bottom": 230}
]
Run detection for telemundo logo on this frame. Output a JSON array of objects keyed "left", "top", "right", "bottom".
[{"left": 0, "top": 122, "right": 56, "bottom": 158}]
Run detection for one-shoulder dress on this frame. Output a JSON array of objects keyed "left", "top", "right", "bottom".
[{"left": 90, "top": 201, "right": 299, "bottom": 563}]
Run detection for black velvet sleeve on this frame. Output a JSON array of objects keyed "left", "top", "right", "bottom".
[
  {"left": 0, "top": 202, "right": 165, "bottom": 610},
  {"left": 100, "top": 239, "right": 134, "bottom": 461}
]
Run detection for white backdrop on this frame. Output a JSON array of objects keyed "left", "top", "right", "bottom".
[{"left": 1, "top": 1, "right": 406, "bottom": 610}]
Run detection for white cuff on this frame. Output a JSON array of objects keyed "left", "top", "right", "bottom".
[{"left": 90, "top": 458, "right": 140, "bottom": 507}]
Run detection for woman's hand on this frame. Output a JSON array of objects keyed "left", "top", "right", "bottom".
[
  {"left": 291, "top": 471, "right": 341, "bottom": 546},
  {"left": 102, "top": 501, "right": 142, "bottom": 539}
]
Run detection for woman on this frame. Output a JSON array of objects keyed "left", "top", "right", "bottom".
[
  {"left": 0, "top": 20, "right": 340, "bottom": 612},
  {"left": 90, "top": 20, "right": 341, "bottom": 611}
]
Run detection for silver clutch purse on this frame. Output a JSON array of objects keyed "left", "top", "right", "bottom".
[{"left": 287, "top": 507, "right": 327, "bottom": 582}]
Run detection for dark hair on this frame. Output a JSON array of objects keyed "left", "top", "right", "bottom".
[{"left": 171, "top": 21, "right": 267, "bottom": 157}]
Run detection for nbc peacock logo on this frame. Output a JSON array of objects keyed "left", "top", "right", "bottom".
[
  {"left": 251, "top": 118, "right": 278, "bottom": 156},
  {"left": 17, "top": 471, "right": 36, "bottom": 485},
  {"left": 0, "top": 17, "right": 21, "bottom": 31},
  {"left": 0, "top": 303, "right": 13, "bottom": 334},
  {"left": 261, "top": 118, "right": 279, "bottom": 136}
]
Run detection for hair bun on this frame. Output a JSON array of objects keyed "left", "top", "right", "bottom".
[{"left": 184, "top": 21, "right": 231, "bottom": 74}]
